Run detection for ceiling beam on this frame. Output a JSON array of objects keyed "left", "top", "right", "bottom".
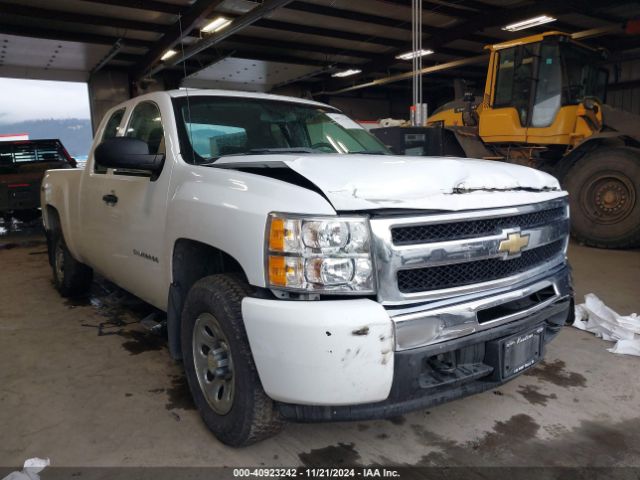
[
  {"left": 89, "top": 39, "right": 124, "bottom": 75},
  {"left": 276, "top": 1, "right": 499, "bottom": 45},
  {"left": 0, "top": 3, "right": 167, "bottom": 33},
  {"left": 78, "top": 0, "right": 183, "bottom": 15},
  {"left": 378, "top": 0, "right": 479, "bottom": 19},
  {"left": 117, "top": 50, "right": 339, "bottom": 69},
  {"left": 253, "top": 19, "right": 408, "bottom": 48},
  {"left": 148, "top": 0, "right": 295, "bottom": 77},
  {"left": 133, "top": 0, "right": 226, "bottom": 80},
  {"left": 0, "top": 22, "right": 151, "bottom": 48},
  {"left": 316, "top": 54, "right": 489, "bottom": 96},
  {"left": 284, "top": 2, "right": 411, "bottom": 29},
  {"left": 229, "top": 35, "right": 379, "bottom": 60},
  {"left": 569, "top": 1, "right": 631, "bottom": 24},
  {"left": 228, "top": 35, "right": 475, "bottom": 61},
  {"left": 200, "top": 49, "right": 351, "bottom": 69}
]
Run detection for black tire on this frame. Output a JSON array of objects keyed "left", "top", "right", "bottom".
[
  {"left": 50, "top": 229, "right": 93, "bottom": 297},
  {"left": 181, "top": 274, "right": 283, "bottom": 446},
  {"left": 563, "top": 147, "right": 640, "bottom": 249}
]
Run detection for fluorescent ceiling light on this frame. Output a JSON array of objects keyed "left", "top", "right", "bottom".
[
  {"left": 395, "top": 49, "right": 434, "bottom": 60},
  {"left": 202, "top": 16, "right": 232, "bottom": 33},
  {"left": 502, "top": 15, "right": 557, "bottom": 32},
  {"left": 160, "top": 49, "right": 177, "bottom": 61},
  {"left": 332, "top": 68, "right": 362, "bottom": 78}
]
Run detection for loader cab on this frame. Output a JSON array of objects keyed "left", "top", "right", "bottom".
[{"left": 479, "top": 32, "right": 608, "bottom": 146}]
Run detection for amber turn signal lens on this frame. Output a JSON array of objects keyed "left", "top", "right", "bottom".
[
  {"left": 269, "top": 218, "right": 285, "bottom": 252},
  {"left": 268, "top": 255, "right": 287, "bottom": 286}
]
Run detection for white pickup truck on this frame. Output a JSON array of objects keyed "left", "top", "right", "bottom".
[{"left": 41, "top": 89, "right": 573, "bottom": 446}]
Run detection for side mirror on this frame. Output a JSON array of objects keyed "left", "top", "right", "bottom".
[{"left": 94, "top": 137, "right": 164, "bottom": 178}]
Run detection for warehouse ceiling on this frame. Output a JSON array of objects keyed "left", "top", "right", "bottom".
[{"left": 0, "top": 0, "right": 638, "bottom": 96}]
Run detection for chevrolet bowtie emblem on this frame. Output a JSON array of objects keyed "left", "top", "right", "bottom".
[{"left": 498, "top": 232, "right": 530, "bottom": 256}]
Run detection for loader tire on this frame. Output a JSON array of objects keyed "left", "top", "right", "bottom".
[{"left": 564, "top": 147, "right": 640, "bottom": 248}]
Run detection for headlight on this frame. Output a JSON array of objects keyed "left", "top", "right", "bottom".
[{"left": 266, "top": 213, "right": 375, "bottom": 293}]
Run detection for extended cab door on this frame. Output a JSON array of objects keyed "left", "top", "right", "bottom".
[{"left": 80, "top": 100, "right": 173, "bottom": 308}]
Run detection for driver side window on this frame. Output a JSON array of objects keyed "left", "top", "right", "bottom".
[
  {"left": 125, "top": 102, "right": 165, "bottom": 155},
  {"left": 95, "top": 107, "right": 125, "bottom": 174}
]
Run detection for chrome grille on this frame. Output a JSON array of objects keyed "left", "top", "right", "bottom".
[
  {"left": 391, "top": 206, "right": 566, "bottom": 245},
  {"left": 369, "top": 197, "right": 570, "bottom": 305},
  {"left": 397, "top": 239, "right": 565, "bottom": 293}
]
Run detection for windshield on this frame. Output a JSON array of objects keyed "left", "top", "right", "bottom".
[{"left": 172, "top": 96, "right": 389, "bottom": 164}]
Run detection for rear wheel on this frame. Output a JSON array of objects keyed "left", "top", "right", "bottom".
[
  {"left": 564, "top": 147, "right": 640, "bottom": 248},
  {"left": 50, "top": 229, "right": 93, "bottom": 297},
  {"left": 181, "top": 274, "right": 283, "bottom": 446}
]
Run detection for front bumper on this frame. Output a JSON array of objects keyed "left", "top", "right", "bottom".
[{"left": 242, "top": 265, "right": 572, "bottom": 419}]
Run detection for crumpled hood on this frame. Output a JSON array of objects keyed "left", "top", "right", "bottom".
[{"left": 215, "top": 154, "right": 566, "bottom": 211}]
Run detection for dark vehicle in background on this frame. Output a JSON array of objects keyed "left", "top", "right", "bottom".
[{"left": 0, "top": 139, "right": 76, "bottom": 222}]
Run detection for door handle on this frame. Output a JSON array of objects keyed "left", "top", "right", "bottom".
[{"left": 102, "top": 193, "right": 118, "bottom": 205}]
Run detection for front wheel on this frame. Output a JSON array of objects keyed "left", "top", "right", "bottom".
[
  {"left": 564, "top": 147, "right": 640, "bottom": 249},
  {"left": 181, "top": 274, "right": 283, "bottom": 446}
]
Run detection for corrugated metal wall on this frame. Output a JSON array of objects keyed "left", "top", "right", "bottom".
[{"left": 606, "top": 57, "right": 640, "bottom": 115}]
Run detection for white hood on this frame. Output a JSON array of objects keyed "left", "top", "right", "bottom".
[{"left": 216, "top": 154, "right": 566, "bottom": 211}]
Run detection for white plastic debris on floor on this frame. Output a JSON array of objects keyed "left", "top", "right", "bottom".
[
  {"left": 574, "top": 294, "right": 640, "bottom": 356},
  {"left": 1, "top": 458, "right": 49, "bottom": 480}
]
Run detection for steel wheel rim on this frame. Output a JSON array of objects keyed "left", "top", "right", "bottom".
[
  {"left": 192, "top": 313, "right": 235, "bottom": 415},
  {"left": 54, "top": 242, "right": 65, "bottom": 283},
  {"left": 581, "top": 171, "right": 636, "bottom": 225}
]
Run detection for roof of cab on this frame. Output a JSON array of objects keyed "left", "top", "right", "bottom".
[
  {"left": 165, "top": 88, "right": 332, "bottom": 109},
  {"left": 485, "top": 31, "right": 571, "bottom": 51}
]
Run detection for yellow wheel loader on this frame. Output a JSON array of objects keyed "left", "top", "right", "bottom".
[{"left": 426, "top": 32, "right": 640, "bottom": 249}]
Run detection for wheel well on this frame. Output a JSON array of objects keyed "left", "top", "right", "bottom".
[
  {"left": 167, "top": 239, "right": 247, "bottom": 360},
  {"left": 44, "top": 206, "right": 60, "bottom": 267},
  {"left": 44, "top": 205, "right": 60, "bottom": 231}
]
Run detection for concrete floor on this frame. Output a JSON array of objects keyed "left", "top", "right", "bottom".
[{"left": 1, "top": 222, "right": 639, "bottom": 469}]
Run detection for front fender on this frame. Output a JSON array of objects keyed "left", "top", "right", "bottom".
[{"left": 164, "top": 165, "right": 336, "bottom": 287}]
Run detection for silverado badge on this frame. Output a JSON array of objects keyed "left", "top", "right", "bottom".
[{"left": 498, "top": 231, "right": 530, "bottom": 257}]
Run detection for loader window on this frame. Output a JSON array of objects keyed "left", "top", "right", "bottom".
[
  {"left": 532, "top": 43, "right": 562, "bottom": 127},
  {"left": 561, "top": 43, "right": 606, "bottom": 105},
  {"left": 494, "top": 48, "right": 515, "bottom": 107},
  {"left": 493, "top": 45, "right": 534, "bottom": 126}
]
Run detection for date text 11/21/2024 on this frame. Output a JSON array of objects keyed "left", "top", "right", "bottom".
[{"left": 232, "top": 468, "right": 400, "bottom": 478}]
